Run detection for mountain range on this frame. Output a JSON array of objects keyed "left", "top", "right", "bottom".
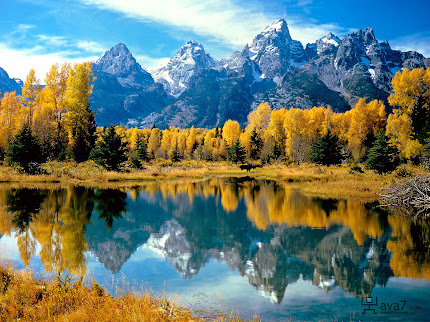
[{"left": 1, "top": 18, "right": 429, "bottom": 128}]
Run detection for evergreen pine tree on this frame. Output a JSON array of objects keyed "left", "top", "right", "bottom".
[
  {"left": 90, "top": 125, "right": 128, "bottom": 171},
  {"left": 365, "top": 129, "right": 399, "bottom": 174},
  {"left": 228, "top": 139, "right": 246, "bottom": 164},
  {"left": 311, "top": 130, "right": 343, "bottom": 166},
  {"left": 250, "top": 129, "right": 263, "bottom": 160},
  {"left": 169, "top": 142, "right": 182, "bottom": 162},
  {"left": 6, "top": 124, "right": 45, "bottom": 173},
  {"left": 136, "top": 137, "right": 149, "bottom": 162},
  {"left": 70, "top": 104, "right": 97, "bottom": 162}
]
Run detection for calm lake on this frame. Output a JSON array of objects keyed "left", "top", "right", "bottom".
[{"left": 0, "top": 178, "right": 429, "bottom": 321}]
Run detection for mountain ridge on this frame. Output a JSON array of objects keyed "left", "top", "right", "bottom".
[{"left": 1, "top": 18, "right": 429, "bottom": 128}]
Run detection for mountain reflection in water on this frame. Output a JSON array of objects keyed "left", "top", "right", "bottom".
[{"left": 0, "top": 178, "right": 429, "bottom": 305}]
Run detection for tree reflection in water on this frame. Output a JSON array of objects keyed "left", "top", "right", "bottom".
[
  {"left": 0, "top": 179, "right": 428, "bottom": 303},
  {"left": 93, "top": 189, "right": 127, "bottom": 230}
]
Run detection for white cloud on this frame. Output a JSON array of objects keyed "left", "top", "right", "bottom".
[
  {"left": 76, "top": 40, "right": 106, "bottom": 53},
  {"left": 288, "top": 20, "right": 347, "bottom": 45},
  {"left": 80, "top": 0, "right": 275, "bottom": 48},
  {"left": 36, "top": 34, "right": 68, "bottom": 46},
  {"left": 0, "top": 43, "right": 98, "bottom": 81},
  {"left": 80, "top": 0, "right": 350, "bottom": 50},
  {"left": 391, "top": 34, "right": 430, "bottom": 58},
  {"left": 135, "top": 55, "right": 171, "bottom": 71}
]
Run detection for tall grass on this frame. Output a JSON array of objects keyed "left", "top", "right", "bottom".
[
  {"left": 0, "top": 263, "right": 257, "bottom": 321},
  {"left": 1, "top": 160, "right": 427, "bottom": 199}
]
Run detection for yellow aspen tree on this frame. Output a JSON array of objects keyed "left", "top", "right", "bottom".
[
  {"left": 32, "top": 88, "right": 57, "bottom": 154},
  {"left": 386, "top": 111, "right": 418, "bottom": 159},
  {"left": 178, "top": 129, "right": 187, "bottom": 159},
  {"left": 283, "top": 108, "right": 311, "bottom": 163},
  {"left": 37, "top": 63, "right": 70, "bottom": 157},
  {"left": 307, "top": 106, "right": 333, "bottom": 142},
  {"left": 159, "top": 128, "right": 175, "bottom": 159},
  {"left": 186, "top": 126, "right": 197, "bottom": 157},
  {"left": 244, "top": 103, "right": 272, "bottom": 158},
  {"left": 147, "top": 127, "right": 161, "bottom": 158},
  {"left": 346, "top": 99, "right": 387, "bottom": 161},
  {"left": 265, "top": 108, "right": 288, "bottom": 159},
  {"left": 64, "top": 62, "right": 96, "bottom": 162},
  {"left": 389, "top": 67, "right": 430, "bottom": 143},
  {"left": 203, "top": 129, "right": 216, "bottom": 160},
  {"left": 0, "top": 91, "right": 22, "bottom": 151},
  {"left": 222, "top": 119, "right": 241, "bottom": 147},
  {"left": 129, "top": 127, "right": 141, "bottom": 150},
  {"left": 331, "top": 111, "right": 351, "bottom": 143},
  {"left": 389, "top": 68, "right": 430, "bottom": 115},
  {"left": 247, "top": 102, "right": 272, "bottom": 133},
  {"left": 20, "top": 69, "right": 40, "bottom": 126}
]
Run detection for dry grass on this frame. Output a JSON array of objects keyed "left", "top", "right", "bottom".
[
  {"left": 0, "top": 160, "right": 427, "bottom": 199},
  {"left": 0, "top": 263, "right": 253, "bottom": 322}
]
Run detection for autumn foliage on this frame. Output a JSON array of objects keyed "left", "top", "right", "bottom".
[{"left": 1, "top": 66, "right": 430, "bottom": 172}]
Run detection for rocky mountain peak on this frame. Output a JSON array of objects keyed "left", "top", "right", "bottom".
[
  {"left": 315, "top": 32, "right": 341, "bottom": 55},
  {"left": 94, "top": 43, "right": 154, "bottom": 87},
  {"left": 151, "top": 41, "right": 218, "bottom": 97},
  {"left": 363, "top": 28, "right": 377, "bottom": 46},
  {"left": 174, "top": 40, "right": 218, "bottom": 68},
  {"left": 380, "top": 40, "right": 392, "bottom": 51},
  {"left": 247, "top": 18, "right": 300, "bottom": 83},
  {"left": 96, "top": 43, "right": 135, "bottom": 74}
]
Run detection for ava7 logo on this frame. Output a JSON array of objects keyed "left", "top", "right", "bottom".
[{"left": 361, "top": 297, "right": 422, "bottom": 315}]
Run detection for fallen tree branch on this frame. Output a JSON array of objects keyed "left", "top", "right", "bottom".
[{"left": 378, "top": 175, "right": 430, "bottom": 220}]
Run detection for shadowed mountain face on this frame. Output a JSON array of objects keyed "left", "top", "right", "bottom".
[
  {"left": 1, "top": 179, "right": 428, "bottom": 304},
  {"left": 0, "top": 67, "right": 22, "bottom": 94},
  {"left": 90, "top": 43, "right": 174, "bottom": 126}
]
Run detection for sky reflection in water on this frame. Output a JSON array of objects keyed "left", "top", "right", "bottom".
[{"left": 0, "top": 178, "right": 429, "bottom": 320}]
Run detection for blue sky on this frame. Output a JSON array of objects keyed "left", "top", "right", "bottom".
[{"left": 1, "top": 0, "right": 429, "bottom": 81}]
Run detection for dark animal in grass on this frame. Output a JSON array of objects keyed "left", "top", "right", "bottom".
[{"left": 240, "top": 164, "right": 257, "bottom": 172}]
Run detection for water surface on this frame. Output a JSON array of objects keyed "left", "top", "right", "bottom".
[{"left": 0, "top": 178, "right": 429, "bottom": 321}]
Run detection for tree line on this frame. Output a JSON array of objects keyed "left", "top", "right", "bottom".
[{"left": 1, "top": 63, "right": 430, "bottom": 174}]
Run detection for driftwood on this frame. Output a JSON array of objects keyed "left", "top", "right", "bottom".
[{"left": 379, "top": 175, "right": 430, "bottom": 220}]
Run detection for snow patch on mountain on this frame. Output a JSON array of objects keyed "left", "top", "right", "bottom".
[{"left": 151, "top": 41, "right": 218, "bottom": 97}]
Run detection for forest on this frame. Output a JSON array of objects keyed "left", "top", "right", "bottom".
[{"left": 1, "top": 62, "right": 430, "bottom": 174}]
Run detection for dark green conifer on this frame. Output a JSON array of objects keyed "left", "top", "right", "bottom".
[
  {"left": 6, "top": 124, "right": 45, "bottom": 173},
  {"left": 136, "top": 137, "right": 149, "bottom": 162},
  {"left": 310, "top": 130, "right": 343, "bottom": 166},
  {"left": 90, "top": 125, "right": 128, "bottom": 171},
  {"left": 250, "top": 129, "right": 263, "bottom": 160},
  {"left": 170, "top": 142, "right": 182, "bottom": 162},
  {"left": 228, "top": 139, "right": 246, "bottom": 164},
  {"left": 365, "top": 129, "right": 399, "bottom": 174}
]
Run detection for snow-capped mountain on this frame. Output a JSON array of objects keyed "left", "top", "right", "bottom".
[
  {"left": 246, "top": 18, "right": 307, "bottom": 84},
  {"left": 90, "top": 43, "right": 173, "bottom": 126},
  {"left": 140, "top": 19, "right": 429, "bottom": 128},
  {"left": 93, "top": 43, "right": 154, "bottom": 88},
  {"left": 151, "top": 41, "right": 218, "bottom": 97},
  {"left": 2, "top": 18, "right": 429, "bottom": 128}
]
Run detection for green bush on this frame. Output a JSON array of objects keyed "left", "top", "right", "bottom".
[{"left": 6, "top": 124, "right": 45, "bottom": 174}]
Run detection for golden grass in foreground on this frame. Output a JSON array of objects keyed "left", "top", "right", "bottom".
[
  {"left": 0, "top": 264, "right": 255, "bottom": 322},
  {"left": 0, "top": 160, "right": 427, "bottom": 199}
]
